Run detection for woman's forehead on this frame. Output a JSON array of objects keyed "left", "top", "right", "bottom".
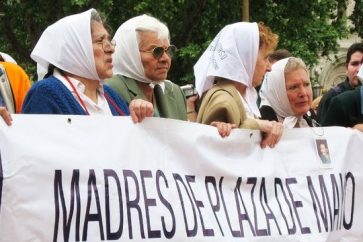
[
  {"left": 91, "top": 21, "right": 108, "bottom": 37},
  {"left": 139, "top": 31, "right": 169, "bottom": 47}
]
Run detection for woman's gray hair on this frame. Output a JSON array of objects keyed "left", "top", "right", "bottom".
[
  {"left": 91, "top": 10, "right": 102, "bottom": 23},
  {"left": 134, "top": 14, "right": 170, "bottom": 45},
  {"left": 284, "top": 57, "right": 309, "bottom": 77}
]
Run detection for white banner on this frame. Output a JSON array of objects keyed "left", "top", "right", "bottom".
[{"left": 0, "top": 115, "right": 362, "bottom": 242}]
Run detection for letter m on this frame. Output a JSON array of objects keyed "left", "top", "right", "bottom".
[{"left": 53, "top": 170, "right": 81, "bottom": 242}]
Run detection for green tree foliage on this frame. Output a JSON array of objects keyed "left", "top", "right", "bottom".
[
  {"left": 350, "top": 0, "right": 363, "bottom": 36},
  {"left": 251, "top": 0, "right": 349, "bottom": 65},
  {"left": 0, "top": 0, "right": 113, "bottom": 78},
  {"left": 0, "top": 0, "right": 356, "bottom": 85}
]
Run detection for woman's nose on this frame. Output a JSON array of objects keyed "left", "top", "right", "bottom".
[
  {"left": 300, "top": 86, "right": 310, "bottom": 98},
  {"left": 158, "top": 51, "right": 171, "bottom": 62}
]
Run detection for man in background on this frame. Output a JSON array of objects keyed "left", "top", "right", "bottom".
[
  {"left": 322, "top": 64, "right": 363, "bottom": 131},
  {"left": 317, "top": 42, "right": 363, "bottom": 123}
]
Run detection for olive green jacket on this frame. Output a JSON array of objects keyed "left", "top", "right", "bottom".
[
  {"left": 197, "top": 80, "right": 259, "bottom": 129},
  {"left": 107, "top": 75, "right": 187, "bottom": 121}
]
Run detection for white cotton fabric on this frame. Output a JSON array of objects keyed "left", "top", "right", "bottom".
[
  {"left": 194, "top": 22, "right": 260, "bottom": 117},
  {"left": 259, "top": 57, "right": 302, "bottom": 128},
  {"left": 358, "top": 64, "right": 363, "bottom": 83},
  {"left": 113, "top": 15, "right": 167, "bottom": 84},
  {"left": 0, "top": 52, "right": 17, "bottom": 63},
  {"left": 36, "top": 63, "right": 47, "bottom": 80},
  {"left": 31, "top": 9, "right": 100, "bottom": 81}
]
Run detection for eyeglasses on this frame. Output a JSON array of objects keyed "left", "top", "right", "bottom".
[
  {"left": 93, "top": 39, "right": 116, "bottom": 51},
  {"left": 140, "top": 45, "right": 177, "bottom": 59}
]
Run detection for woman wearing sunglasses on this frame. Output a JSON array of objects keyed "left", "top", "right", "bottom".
[
  {"left": 19, "top": 9, "right": 152, "bottom": 123},
  {"left": 108, "top": 14, "right": 192, "bottom": 121},
  {"left": 195, "top": 22, "right": 283, "bottom": 148}
]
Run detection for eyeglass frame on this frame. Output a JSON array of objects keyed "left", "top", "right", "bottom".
[
  {"left": 93, "top": 38, "right": 116, "bottom": 51},
  {"left": 139, "top": 45, "right": 177, "bottom": 59}
]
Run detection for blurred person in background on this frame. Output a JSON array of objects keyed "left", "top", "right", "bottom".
[
  {"left": 322, "top": 64, "right": 363, "bottom": 131},
  {"left": 317, "top": 42, "right": 363, "bottom": 123},
  {"left": 0, "top": 55, "right": 31, "bottom": 113}
]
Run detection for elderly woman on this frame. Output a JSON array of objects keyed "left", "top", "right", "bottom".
[
  {"left": 259, "top": 57, "right": 319, "bottom": 127},
  {"left": 21, "top": 9, "right": 152, "bottom": 122},
  {"left": 195, "top": 22, "right": 283, "bottom": 148},
  {"left": 107, "top": 14, "right": 194, "bottom": 121}
]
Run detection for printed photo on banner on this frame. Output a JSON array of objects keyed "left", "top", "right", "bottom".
[{"left": 315, "top": 138, "right": 332, "bottom": 166}]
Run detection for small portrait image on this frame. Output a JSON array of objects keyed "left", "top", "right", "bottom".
[{"left": 315, "top": 139, "right": 331, "bottom": 165}]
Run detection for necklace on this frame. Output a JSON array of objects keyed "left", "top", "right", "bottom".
[
  {"left": 64, "top": 75, "right": 89, "bottom": 115},
  {"left": 64, "top": 75, "right": 125, "bottom": 116}
]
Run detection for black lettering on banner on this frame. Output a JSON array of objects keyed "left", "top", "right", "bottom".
[
  {"left": 339, "top": 173, "right": 344, "bottom": 229},
  {"left": 286, "top": 178, "right": 310, "bottom": 234},
  {"left": 186, "top": 175, "right": 214, "bottom": 236},
  {"left": 173, "top": 173, "right": 197, "bottom": 237},
  {"left": 274, "top": 178, "right": 296, "bottom": 235},
  {"left": 53, "top": 169, "right": 81, "bottom": 242},
  {"left": 343, "top": 172, "right": 355, "bottom": 230},
  {"left": 259, "top": 178, "right": 281, "bottom": 235},
  {"left": 205, "top": 176, "right": 224, "bottom": 236},
  {"left": 123, "top": 169, "right": 145, "bottom": 239},
  {"left": 330, "top": 174, "right": 341, "bottom": 230},
  {"left": 82, "top": 169, "right": 105, "bottom": 241},
  {"left": 104, "top": 169, "right": 123, "bottom": 240},
  {"left": 219, "top": 177, "right": 242, "bottom": 237},
  {"left": 140, "top": 170, "right": 161, "bottom": 238},
  {"left": 247, "top": 177, "right": 267, "bottom": 236},
  {"left": 156, "top": 170, "right": 176, "bottom": 239},
  {"left": 235, "top": 177, "right": 256, "bottom": 237},
  {"left": 307, "top": 175, "right": 332, "bottom": 232},
  {"left": 319, "top": 175, "right": 333, "bottom": 230}
]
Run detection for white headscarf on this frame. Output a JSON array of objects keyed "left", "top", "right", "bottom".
[
  {"left": 112, "top": 15, "right": 169, "bottom": 84},
  {"left": 194, "top": 22, "right": 260, "bottom": 117},
  {"left": 31, "top": 9, "right": 100, "bottom": 81},
  {"left": 259, "top": 57, "right": 300, "bottom": 128},
  {"left": 358, "top": 64, "right": 363, "bottom": 83},
  {"left": 0, "top": 52, "right": 17, "bottom": 63}
]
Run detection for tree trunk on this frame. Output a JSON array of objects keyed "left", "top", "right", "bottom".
[{"left": 242, "top": 0, "right": 249, "bottom": 22}]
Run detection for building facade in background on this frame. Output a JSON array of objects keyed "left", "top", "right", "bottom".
[{"left": 312, "top": 0, "right": 361, "bottom": 94}]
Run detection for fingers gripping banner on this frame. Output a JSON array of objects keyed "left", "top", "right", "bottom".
[{"left": 0, "top": 115, "right": 362, "bottom": 242}]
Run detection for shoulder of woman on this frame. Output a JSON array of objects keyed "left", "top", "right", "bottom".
[
  {"left": 260, "top": 105, "right": 278, "bottom": 122},
  {"left": 164, "top": 80, "right": 183, "bottom": 93},
  {"left": 30, "top": 76, "right": 64, "bottom": 91}
]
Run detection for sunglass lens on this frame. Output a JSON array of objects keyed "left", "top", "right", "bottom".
[
  {"left": 166, "top": 46, "right": 176, "bottom": 57},
  {"left": 153, "top": 47, "right": 165, "bottom": 59}
]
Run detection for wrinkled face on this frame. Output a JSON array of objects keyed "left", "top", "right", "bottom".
[
  {"left": 139, "top": 32, "right": 171, "bottom": 81},
  {"left": 91, "top": 21, "right": 115, "bottom": 80},
  {"left": 346, "top": 51, "right": 363, "bottom": 87},
  {"left": 285, "top": 68, "right": 312, "bottom": 116},
  {"left": 252, "top": 46, "right": 272, "bottom": 87}
]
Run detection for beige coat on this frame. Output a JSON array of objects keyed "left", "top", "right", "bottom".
[{"left": 197, "top": 80, "right": 259, "bottom": 129}]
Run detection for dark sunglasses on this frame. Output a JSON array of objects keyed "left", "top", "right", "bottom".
[{"left": 140, "top": 45, "right": 177, "bottom": 59}]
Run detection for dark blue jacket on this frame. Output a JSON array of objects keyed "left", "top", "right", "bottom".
[
  {"left": 22, "top": 76, "right": 129, "bottom": 116},
  {"left": 322, "top": 87, "right": 363, "bottom": 127},
  {"left": 317, "top": 78, "right": 359, "bottom": 123}
]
